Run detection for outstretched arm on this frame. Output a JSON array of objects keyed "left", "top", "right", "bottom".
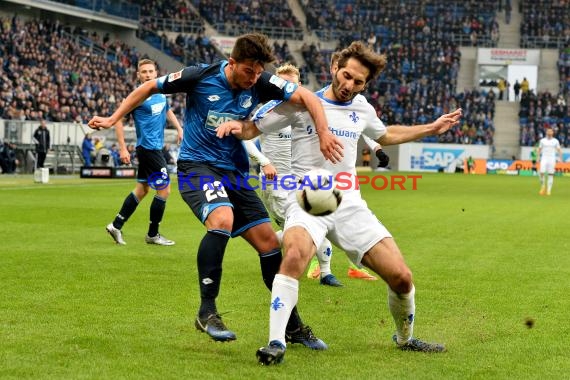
[
  {"left": 378, "top": 109, "right": 462, "bottom": 146},
  {"left": 88, "top": 80, "right": 159, "bottom": 130}
]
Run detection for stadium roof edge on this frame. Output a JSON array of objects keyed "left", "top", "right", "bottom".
[{"left": 2, "top": 0, "right": 138, "bottom": 30}]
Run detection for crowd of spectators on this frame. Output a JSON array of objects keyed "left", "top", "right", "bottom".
[
  {"left": 518, "top": 47, "right": 570, "bottom": 148},
  {"left": 0, "top": 16, "right": 191, "bottom": 128},
  {"left": 0, "top": 16, "right": 140, "bottom": 123},
  {"left": 302, "top": 0, "right": 499, "bottom": 47},
  {"left": 10, "top": 0, "right": 570, "bottom": 150},
  {"left": 519, "top": 90, "right": 569, "bottom": 147},
  {"left": 193, "top": 0, "right": 303, "bottom": 39},
  {"left": 520, "top": 0, "right": 570, "bottom": 48},
  {"left": 301, "top": 28, "right": 493, "bottom": 144},
  {"left": 559, "top": 45, "right": 570, "bottom": 96}
]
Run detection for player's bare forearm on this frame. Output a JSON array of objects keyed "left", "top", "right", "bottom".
[
  {"left": 379, "top": 109, "right": 462, "bottom": 146},
  {"left": 216, "top": 120, "right": 261, "bottom": 140},
  {"left": 89, "top": 81, "right": 159, "bottom": 129},
  {"left": 166, "top": 109, "right": 183, "bottom": 143},
  {"left": 114, "top": 119, "right": 127, "bottom": 151}
]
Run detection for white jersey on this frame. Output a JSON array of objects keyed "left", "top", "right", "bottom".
[
  {"left": 255, "top": 89, "right": 387, "bottom": 196},
  {"left": 246, "top": 100, "right": 292, "bottom": 175},
  {"left": 539, "top": 137, "right": 560, "bottom": 160},
  {"left": 257, "top": 126, "right": 292, "bottom": 174}
]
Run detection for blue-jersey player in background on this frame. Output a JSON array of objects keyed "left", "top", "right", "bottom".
[
  {"left": 89, "top": 33, "right": 343, "bottom": 348},
  {"left": 96, "top": 59, "right": 183, "bottom": 246}
]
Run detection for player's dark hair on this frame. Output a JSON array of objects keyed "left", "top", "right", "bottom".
[
  {"left": 231, "top": 33, "right": 275, "bottom": 65},
  {"left": 335, "top": 41, "right": 387, "bottom": 83}
]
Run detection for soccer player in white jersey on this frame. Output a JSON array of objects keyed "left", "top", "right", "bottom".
[
  {"left": 216, "top": 41, "right": 462, "bottom": 364},
  {"left": 244, "top": 64, "right": 379, "bottom": 286},
  {"left": 243, "top": 64, "right": 340, "bottom": 287},
  {"left": 538, "top": 127, "right": 562, "bottom": 195}
]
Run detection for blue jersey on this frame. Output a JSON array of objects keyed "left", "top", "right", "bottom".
[
  {"left": 131, "top": 92, "right": 169, "bottom": 150},
  {"left": 156, "top": 60, "right": 297, "bottom": 175}
]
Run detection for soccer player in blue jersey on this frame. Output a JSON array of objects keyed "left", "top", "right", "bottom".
[
  {"left": 89, "top": 33, "right": 343, "bottom": 346},
  {"left": 99, "top": 59, "right": 183, "bottom": 246}
]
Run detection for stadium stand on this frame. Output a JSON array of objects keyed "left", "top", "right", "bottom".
[
  {"left": 517, "top": 0, "right": 570, "bottom": 148},
  {"left": 300, "top": 1, "right": 495, "bottom": 145},
  {"left": 3, "top": 0, "right": 568, "bottom": 174},
  {"left": 192, "top": 0, "right": 304, "bottom": 40},
  {"left": 51, "top": 0, "right": 140, "bottom": 21},
  {"left": 518, "top": 47, "right": 570, "bottom": 148},
  {"left": 302, "top": 0, "right": 499, "bottom": 47},
  {"left": 519, "top": 0, "right": 570, "bottom": 49},
  {"left": 0, "top": 16, "right": 138, "bottom": 123}
]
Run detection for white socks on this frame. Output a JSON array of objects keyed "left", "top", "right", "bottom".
[
  {"left": 547, "top": 175, "right": 553, "bottom": 192},
  {"left": 269, "top": 274, "right": 299, "bottom": 346},
  {"left": 388, "top": 285, "right": 416, "bottom": 345},
  {"left": 315, "top": 239, "right": 333, "bottom": 277}
]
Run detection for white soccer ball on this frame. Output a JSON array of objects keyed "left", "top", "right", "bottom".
[{"left": 296, "top": 168, "right": 343, "bottom": 216}]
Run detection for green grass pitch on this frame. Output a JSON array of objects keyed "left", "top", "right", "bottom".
[{"left": 0, "top": 172, "right": 568, "bottom": 379}]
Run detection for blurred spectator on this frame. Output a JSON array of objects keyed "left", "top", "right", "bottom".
[
  {"left": 33, "top": 119, "right": 50, "bottom": 168},
  {"left": 82, "top": 133, "right": 95, "bottom": 166},
  {"left": 0, "top": 140, "right": 19, "bottom": 173},
  {"left": 110, "top": 143, "right": 121, "bottom": 167},
  {"left": 513, "top": 79, "right": 521, "bottom": 101}
]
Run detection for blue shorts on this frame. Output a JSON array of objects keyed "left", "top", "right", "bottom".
[{"left": 177, "top": 161, "right": 271, "bottom": 237}]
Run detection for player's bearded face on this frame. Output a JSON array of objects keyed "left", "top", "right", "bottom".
[
  {"left": 230, "top": 59, "right": 264, "bottom": 90},
  {"left": 330, "top": 59, "right": 368, "bottom": 102}
]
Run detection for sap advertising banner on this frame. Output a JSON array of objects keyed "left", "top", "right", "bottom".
[{"left": 398, "top": 143, "right": 490, "bottom": 172}]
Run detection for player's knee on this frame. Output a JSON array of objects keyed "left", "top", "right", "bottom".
[
  {"left": 205, "top": 207, "right": 234, "bottom": 230},
  {"left": 390, "top": 268, "right": 413, "bottom": 294},
  {"left": 255, "top": 229, "right": 280, "bottom": 253},
  {"left": 157, "top": 186, "right": 171, "bottom": 199},
  {"left": 135, "top": 186, "right": 149, "bottom": 199},
  {"left": 282, "top": 246, "right": 312, "bottom": 277}
]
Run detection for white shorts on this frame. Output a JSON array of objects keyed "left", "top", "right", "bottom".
[
  {"left": 283, "top": 191, "right": 392, "bottom": 266},
  {"left": 539, "top": 158, "right": 556, "bottom": 174},
  {"left": 260, "top": 186, "right": 288, "bottom": 227}
]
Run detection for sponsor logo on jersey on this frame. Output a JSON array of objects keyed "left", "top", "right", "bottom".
[
  {"left": 150, "top": 102, "right": 166, "bottom": 115},
  {"left": 277, "top": 132, "right": 291, "bottom": 139},
  {"left": 239, "top": 95, "right": 252, "bottom": 108},
  {"left": 269, "top": 75, "right": 287, "bottom": 89},
  {"left": 205, "top": 110, "right": 241, "bottom": 129},
  {"left": 328, "top": 126, "right": 359, "bottom": 140},
  {"left": 208, "top": 95, "right": 220, "bottom": 101},
  {"left": 168, "top": 70, "right": 183, "bottom": 82}
]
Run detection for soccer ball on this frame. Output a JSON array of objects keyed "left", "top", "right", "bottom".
[{"left": 296, "top": 168, "right": 343, "bottom": 216}]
